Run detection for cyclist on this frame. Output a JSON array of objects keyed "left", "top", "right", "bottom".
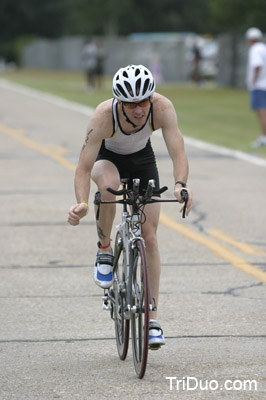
[{"left": 68, "top": 64, "right": 193, "bottom": 348}]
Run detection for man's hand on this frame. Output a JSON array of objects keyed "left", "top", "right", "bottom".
[
  {"left": 68, "top": 203, "right": 89, "bottom": 226},
  {"left": 174, "top": 187, "right": 193, "bottom": 217}
]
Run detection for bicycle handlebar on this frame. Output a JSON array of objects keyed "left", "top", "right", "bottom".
[
  {"left": 106, "top": 187, "right": 125, "bottom": 196},
  {"left": 106, "top": 185, "right": 168, "bottom": 197},
  {"left": 96, "top": 180, "right": 189, "bottom": 219}
]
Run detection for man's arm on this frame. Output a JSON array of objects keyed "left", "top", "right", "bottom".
[
  {"left": 74, "top": 127, "right": 101, "bottom": 204},
  {"left": 157, "top": 96, "right": 193, "bottom": 215},
  {"left": 253, "top": 65, "right": 261, "bottom": 86},
  {"left": 68, "top": 100, "right": 112, "bottom": 225}
]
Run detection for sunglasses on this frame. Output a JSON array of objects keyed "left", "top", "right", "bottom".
[{"left": 122, "top": 98, "right": 151, "bottom": 109}]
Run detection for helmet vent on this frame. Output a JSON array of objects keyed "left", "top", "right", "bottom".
[
  {"left": 143, "top": 78, "right": 150, "bottom": 94},
  {"left": 116, "top": 84, "right": 128, "bottom": 99},
  {"left": 135, "top": 78, "right": 141, "bottom": 95},
  {"left": 135, "top": 68, "right": 141, "bottom": 77},
  {"left": 125, "top": 81, "right": 133, "bottom": 96}
]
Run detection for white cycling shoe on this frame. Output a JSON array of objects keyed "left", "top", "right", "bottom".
[
  {"left": 149, "top": 319, "right": 166, "bottom": 350},
  {"left": 94, "top": 251, "right": 114, "bottom": 289}
]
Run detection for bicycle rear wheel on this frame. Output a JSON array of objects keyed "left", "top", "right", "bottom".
[
  {"left": 131, "top": 240, "right": 150, "bottom": 379},
  {"left": 113, "top": 231, "right": 130, "bottom": 360}
]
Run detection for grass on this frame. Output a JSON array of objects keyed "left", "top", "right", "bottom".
[{"left": 2, "top": 68, "right": 266, "bottom": 157}]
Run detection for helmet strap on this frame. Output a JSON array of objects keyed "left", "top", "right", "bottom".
[{"left": 122, "top": 104, "right": 137, "bottom": 128}]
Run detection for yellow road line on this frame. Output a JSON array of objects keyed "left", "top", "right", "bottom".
[
  {"left": 160, "top": 213, "right": 266, "bottom": 283},
  {"left": 0, "top": 122, "right": 76, "bottom": 172},
  {"left": 208, "top": 228, "right": 265, "bottom": 256},
  {"left": 2, "top": 121, "right": 266, "bottom": 283}
]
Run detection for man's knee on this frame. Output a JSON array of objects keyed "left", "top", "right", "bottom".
[
  {"left": 95, "top": 172, "right": 120, "bottom": 199},
  {"left": 92, "top": 161, "right": 120, "bottom": 194},
  {"left": 98, "top": 177, "right": 120, "bottom": 191},
  {"left": 142, "top": 232, "right": 158, "bottom": 251}
]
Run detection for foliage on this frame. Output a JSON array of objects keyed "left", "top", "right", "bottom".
[
  {"left": 208, "top": 0, "right": 266, "bottom": 33},
  {"left": 3, "top": 0, "right": 266, "bottom": 41},
  {"left": 1, "top": 0, "right": 266, "bottom": 62},
  {"left": 0, "top": 0, "right": 68, "bottom": 40}
]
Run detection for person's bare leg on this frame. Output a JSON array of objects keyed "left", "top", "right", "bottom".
[
  {"left": 91, "top": 160, "right": 120, "bottom": 251},
  {"left": 141, "top": 202, "right": 161, "bottom": 320},
  {"left": 256, "top": 108, "right": 266, "bottom": 135}
]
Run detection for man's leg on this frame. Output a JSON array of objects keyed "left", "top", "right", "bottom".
[
  {"left": 251, "top": 89, "right": 266, "bottom": 146},
  {"left": 141, "top": 201, "right": 166, "bottom": 347},
  {"left": 91, "top": 160, "right": 120, "bottom": 288},
  {"left": 252, "top": 108, "right": 266, "bottom": 147},
  {"left": 141, "top": 202, "right": 161, "bottom": 320},
  {"left": 255, "top": 108, "right": 266, "bottom": 135},
  {"left": 91, "top": 160, "right": 120, "bottom": 250}
]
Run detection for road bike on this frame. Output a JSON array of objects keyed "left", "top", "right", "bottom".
[{"left": 94, "top": 178, "right": 188, "bottom": 379}]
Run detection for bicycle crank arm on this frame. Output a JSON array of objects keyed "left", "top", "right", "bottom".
[{"left": 102, "top": 293, "right": 112, "bottom": 310}]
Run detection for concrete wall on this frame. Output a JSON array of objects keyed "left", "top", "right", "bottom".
[
  {"left": 217, "top": 34, "right": 248, "bottom": 88},
  {"left": 217, "top": 34, "right": 266, "bottom": 88},
  {"left": 22, "top": 35, "right": 189, "bottom": 82},
  {"left": 22, "top": 36, "right": 84, "bottom": 70},
  {"left": 22, "top": 34, "right": 260, "bottom": 87}
]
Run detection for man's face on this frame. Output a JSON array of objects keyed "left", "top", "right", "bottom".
[
  {"left": 247, "top": 39, "right": 256, "bottom": 46},
  {"left": 121, "top": 98, "right": 151, "bottom": 125}
]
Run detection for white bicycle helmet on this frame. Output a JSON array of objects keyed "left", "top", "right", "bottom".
[{"left": 112, "top": 64, "right": 155, "bottom": 102}]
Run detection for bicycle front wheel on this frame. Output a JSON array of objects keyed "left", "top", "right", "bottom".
[
  {"left": 113, "top": 231, "right": 130, "bottom": 360},
  {"left": 131, "top": 240, "right": 150, "bottom": 379}
]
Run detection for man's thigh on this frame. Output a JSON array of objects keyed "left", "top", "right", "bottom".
[{"left": 91, "top": 160, "right": 120, "bottom": 189}]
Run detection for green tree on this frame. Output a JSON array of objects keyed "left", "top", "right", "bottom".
[
  {"left": 0, "top": 0, "right": 68, "bottom": 61},
  {"left": 3, "top": 0, "right": 266, "bottom": 63},
  {"left": 208, "top": 0, "right": 266, "bottom": 33},
  {"left": 0, "top": 0, "right": 68, "bottom": 40}
]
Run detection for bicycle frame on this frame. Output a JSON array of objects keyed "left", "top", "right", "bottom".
[
  {"left": 102, "top": 178, "right": 148, "bottom": 317},
  {"left": 97, "top": 175, "right": 188, "bottom": 318},
  {"left": 95, "top": 178, "right": 188, "bottom": 378}
]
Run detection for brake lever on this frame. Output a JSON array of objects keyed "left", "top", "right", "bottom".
[
  {"left": 181, "top": 189, "right": 188, "bottom": 219},
  {"left": 94, "top": 191, "right": 101, "bottom": 220}
]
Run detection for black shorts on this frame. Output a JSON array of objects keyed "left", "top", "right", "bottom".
[{"left": 96, "top": 139, "right": 160, "bottom": 195}]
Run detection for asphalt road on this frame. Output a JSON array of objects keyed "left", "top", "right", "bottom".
[{"left": 0, "top": 80, "right": 266, "bottom": 400}]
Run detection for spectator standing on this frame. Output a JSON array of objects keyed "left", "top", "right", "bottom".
[
  {"left": 246, "top": 27, "right": 266, "bottom": 147},
  {"left": 191, "top": 41, "right": 202, "bottom": 84},
  {"left": 94, "top": 41, "right": 105, "bottom": 90},
  {"left": 82, "top": 39, "right": 98, "bottom": 89}
]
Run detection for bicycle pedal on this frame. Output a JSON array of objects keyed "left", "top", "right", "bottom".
[
  {"left": 149, "top": 344, "right": 161, "bottom": 351},
  {"left": 102, "top": 294, "right": 111, "bottom": 311}
]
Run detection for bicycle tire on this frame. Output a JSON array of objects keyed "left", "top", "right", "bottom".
[
  {"left": 113, "top": 231, "right": 130, "bottom": 360},
  {"left": 131, "top": 239, "right": 150, "bottom": 379}
]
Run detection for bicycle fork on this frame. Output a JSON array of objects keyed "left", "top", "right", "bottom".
[{"left": 101, "top": 237, "right": 156, "bottom": 319}]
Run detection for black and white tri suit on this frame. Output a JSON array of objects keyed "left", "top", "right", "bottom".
[{"left": 96, "top": 98, "right": 160, "bottom": 195}]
